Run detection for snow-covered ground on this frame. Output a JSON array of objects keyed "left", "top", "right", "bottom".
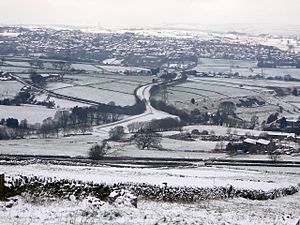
[
  {"left": 55, "top": 85, "right": 136, "bottom": 106},
  {"left": 0, "top": 135, "right": 229, "bottom": 159},
  {"left": 99, "top": 65, "right": 150, "bottom": 73},
  {"left": 0, "top": 161, "right": 299, "bottom": 225},
  {"left": 35, "top": 94, "right": 91, "bottom": 109},
  {"left": 0, "top": 104, "right": 56, "bottom": 124},
  {"left": 71, "top": 63, "right": 103, "bottom": 72},
  {"left": 0, "top": 66, "right": 29, "bottom": 73},
  {"left": 182, "top": 125, "right": 294, "bottom": 137},
  {"left": 5, "top": 61, "right": 30, "bottom": 67},
  {"left": 0, "top": 81, "right": 23, "bottom": 99},
  {"left": 192, "top": 58, "right": 300, "bottom": 79},
  {"left": 161, "top": 77, "right": 300, "bottom": 119},
  {"left": 161, "top": 138, "right": 220, "bottom": 152},
  {"left": 1, "top": 193, "right": 299, "bottom": 225},
  {"left": 0, "top": 134, "right": 101, "bottom": 157},
  {"left": 1, "top": 163, "right": 299, "bottom": 191}
]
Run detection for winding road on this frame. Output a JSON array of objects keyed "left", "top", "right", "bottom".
[
  {"left": 11, "top": 73, "right": 179, "bottom": 135},
  {"left": 95, "top": 83, "right": 179, "bottom": 134}
]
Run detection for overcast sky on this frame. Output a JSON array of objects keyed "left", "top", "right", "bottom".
[{"left": 0, "top": 0, "right": 299, "bottom": 28}]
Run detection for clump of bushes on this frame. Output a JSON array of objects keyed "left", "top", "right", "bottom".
[{"left": 88, "top": 140, "right": 110, "bottom": 160}]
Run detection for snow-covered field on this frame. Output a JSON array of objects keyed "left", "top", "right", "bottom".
[
  {"left": 35, "top": 93, "right": 91, "bottom": 109},
  {"left": 45, "top": 82, "right": 74, "bottom": 91},
  {"left": 154, "top": 76, "right": 300, "bottom": 120},
  {"left": 5, "top": 61, "right": 30, "bottom": 67},
  {"left": 193, "top": 58, "right": 300, "bottom": 79},
  {"left": 0, "top": 135, "right": 229, "bottom": 159},
  {"left": 0, "top": 104, "right": 56, "bottom": 123},
  {"left": 42, "top": 73, "right": 154, "bottom": 106},
  {"left": 71, "top": 63, "right": 104, "bottom": 72},
  {"left": 182, "top": 124, "right": 294, "bottom": 137},
  {"left": 63, "top": 74, "right": 114, "bottom": 85},
  {"left": 235, "top": 104, "right": 281, "bottom": 121},
  {"left": 100, "top": 65, "right": 150, "bottom": 73},
  {"left": 161, "top": 138, "right": 219, "bottom": 152},
  {"left": 0, "top": 66, "right": 29, "bottom": 73},
  {"left": 71, "top": 63, "right": 151, "bottom": 75},
  {"left": 1, "top": 193, "right": 299, "bottom": 225},
  {"left": 90, "top": 81, "right": 138, "bottom": 95},
  {"left": 65, "top": 73, "right": 152, "bottom": 85},
  {"left": 0, "top": 134, "right": 101, "bottom": 157},
  {"left": 197, "top": 58, "right": 257, "bottom": 68},
  {"left": 175, "top": 81, "right": 256, "bottom": 98},
  {"left": 158, "top": 77, "right": 263, "bottom": 105},
  {"left": 55, "top": 86, "right": 136, "bottom": 106},
  {"left": 1, "top": 163, "right": 299, "bottom": 191},
  {"left": 0, "top": 81, "right": 23, "bottom": 99},
  {"left": 192, "top": 77, "right": 300, "bottom": 89},
  {"left": 0, "top": 161, "right": 299, "bottom": 225}
]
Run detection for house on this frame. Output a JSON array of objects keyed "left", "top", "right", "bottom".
[
  {"left": 226, "top": 138, "right": 274, "bottom": 154},
  {"left": 268, "top": 116, "right": 300, "bottom": 135},
  {"left": 243, "top": 138, "right": 273, "bottom": 154}
]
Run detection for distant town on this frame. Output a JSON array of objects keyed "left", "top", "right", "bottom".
[{"left": 1, "top": 26, "right": 299, "bottom": 70}]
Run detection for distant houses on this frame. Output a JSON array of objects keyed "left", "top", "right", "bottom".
[{"left": 267, "top": 116, "right": 300, "bottom": 134}]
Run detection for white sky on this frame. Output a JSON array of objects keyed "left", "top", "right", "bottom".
[{"left": 0, "top": 0, "right": 299, "bottom": 28}]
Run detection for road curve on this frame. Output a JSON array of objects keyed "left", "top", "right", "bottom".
[
  {"left": 11, "top": 73, "right": 179, "bottom": 135},
  {"left": 95, "top": 83, "right": 179, "bottom": 134}
]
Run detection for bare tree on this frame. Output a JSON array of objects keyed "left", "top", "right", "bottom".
[
  {"left": 250, "top": 115, "right": 259, "bottom": 128},
  {"left": 218, "top": 101, "right": 236, "bottom": 116},
  {"left": 269, "top": 152, "right": 281, "bottom": 162},
  {"left": 215, "top": 143, "right": 221, "bottom": 151},
  {"left": 40, "top": 117, "right": 57, "bottom": 138},
  {"left": 54, "top": 110, "right": 70, "bottom": 132},
  {"left": 133, "top": 129, "right": 162, "bottom": 150},
  {"left": 77, "top": 123, "right": 92, "bottom": 134},
  {"left": 226, "top": 128, "right": 232, "bottom": 136},
  {"left": 109, "top": 126, "right": 125, "bottom": 141},
  {"left": 0, "top": 57, "right": 4, "bottom": 67}
]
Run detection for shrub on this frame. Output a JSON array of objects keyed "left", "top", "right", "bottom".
[
  {"left": 191, "top": 129, "right": 200, "bottom": 135},
  {"left": 201, "top": 130, "right": 209, "bottom": 135},
  {"left": 109, "top": 126, "right": 125, "bottom": 141},
  {"left": 88, "top": 141, "right": 109, "bottom": 160}
]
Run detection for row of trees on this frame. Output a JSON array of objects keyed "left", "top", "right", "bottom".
[
  {"left": 38, "top": 107, "right": 123, "bottom": 138},
  {"left": 0, "top": 105, "right": 123, "bottom": 139},
  {"left": 0, "top": 91, "right": 31, "bottom": 106},
  {"left": 0, "top": 118, "right": 29, "bottom": 139},
  {"left": 127, "top": 117, "right": 182, "bottom": 133}
]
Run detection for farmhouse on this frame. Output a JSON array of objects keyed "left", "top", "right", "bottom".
[
  {"left": 226, "top": 138, "right": 274, "bottom": 154},
  {"left": 271, "top": 117, "right": 300, "bottom": 134}
]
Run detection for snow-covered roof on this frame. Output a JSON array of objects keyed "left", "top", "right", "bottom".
[
  {"left": 244, "top": 138, "right": 257, "bottom": 145},
  {"left": 257, "top": 139, "right": 271, "bottom": 146},
  {"left": 286, "top": 118, "right": 299, "bottom": 123},
  {"left": 244, "top": 138, "right": 271, "bottom": 146},
  {"left": 40, "top": 73, "right": 50, "bottom": 78}
]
